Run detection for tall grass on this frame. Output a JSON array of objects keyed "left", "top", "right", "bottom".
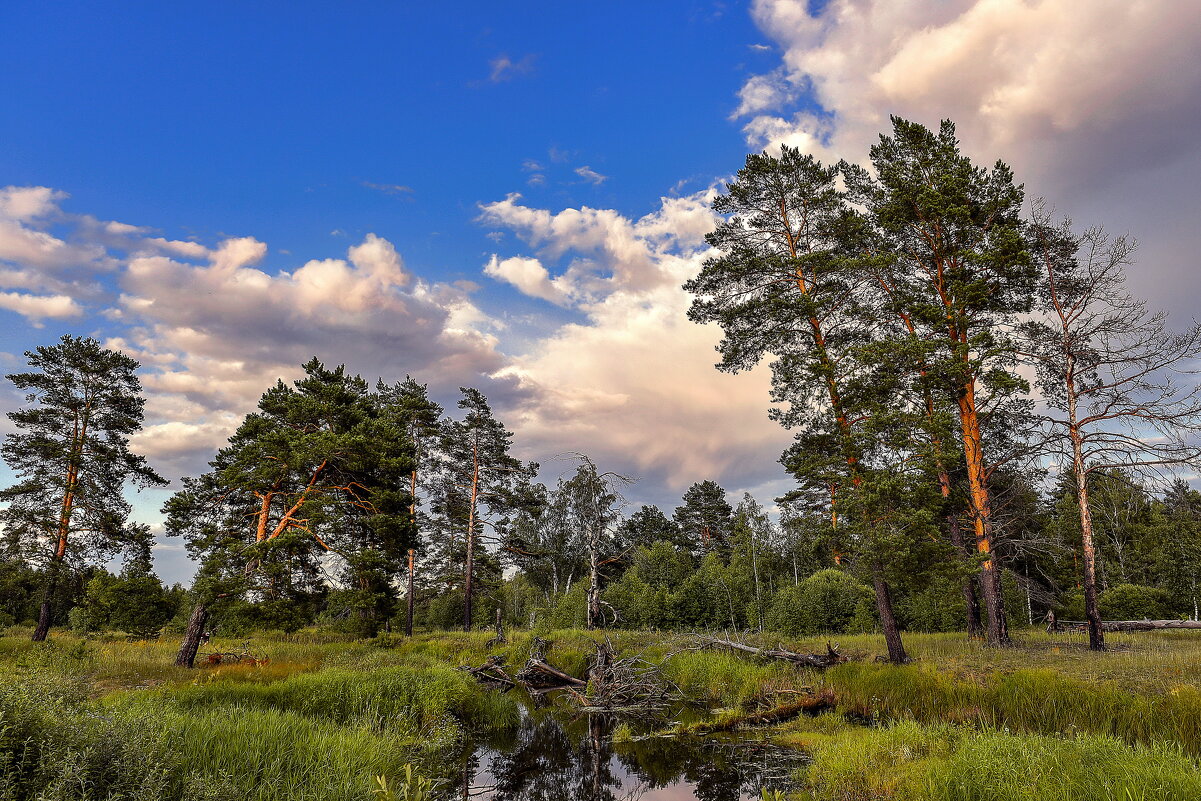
[
  {"left": 799, "top": 721, "right": 1201, "bottom": 801},
  {"left": 823, "top": 663, "right": 1201, "bottom": 754},
  {"left": 121, "top": 662, "right": 520, "bottom": 737}
]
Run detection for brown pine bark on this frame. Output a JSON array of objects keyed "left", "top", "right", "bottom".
[
  {"left": 776, "top": 199, "right": 904, "bottom": 655},
  {"left": 405, "top": 548, "right": 415, "bottom": 637},
  {"left": 872, "top": 561, "right": 908, "bottom": 664},
  {"left": 174, "top": 601, "right": 209, "bottom": 668},
  {"left": 959, "top": 385, "right": 1009, "bottom": 646}
]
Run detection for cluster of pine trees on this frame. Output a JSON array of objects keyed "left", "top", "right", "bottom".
[{"left": 4, "top": 118, "right": 1201, "bottom": 662}]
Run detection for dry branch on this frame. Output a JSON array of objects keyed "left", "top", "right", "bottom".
[{"left": 680, "top": 634, "right": 848, "bottom": 668}]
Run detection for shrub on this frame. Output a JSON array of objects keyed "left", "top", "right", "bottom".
[
  {"left": 767, "top": 569, "right": 875, "bottom": 635},
  {"left": 1100, "top": 583, "right": 1173, "bottom": 620}
]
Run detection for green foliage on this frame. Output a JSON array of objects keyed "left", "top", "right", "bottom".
[
  {"left": 1101, "top": 583, "right": 1174, "bottom": 620},
  {"left": 0, "top": 675, "right": 177, "bottom": 800},
  {"left": 767, "top": 569, "right": 876, "bottom": 636}
]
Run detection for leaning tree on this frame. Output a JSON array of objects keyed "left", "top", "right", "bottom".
[
  {"left": 1, "top": 336, "right": 165, "bottom": 641},
  {"left": 165, "top": 359, "right": 413, "bottom": 666}
]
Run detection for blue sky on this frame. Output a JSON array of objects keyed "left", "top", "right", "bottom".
[
  {"left": 1, "top": 1, "right": 766, "bottom": 296},
  {"left": 3, "top": 1, "right": 1200, "bottom": 583}
]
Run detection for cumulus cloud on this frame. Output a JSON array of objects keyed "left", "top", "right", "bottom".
[
  {"left": 479, "top": 191, "right": 791, "bottom": 492},
  {"left": 109, "top": 231, "right": 510, "bottom": 475},
  {"left": 0, "top": 291, "right": 83, "bottom": 325},
  {"left": 484, "top": 255, "right": 572, "bottom": 306},
  {"left": 735, "top": 0, "right": 1201, "bottom": 313}
]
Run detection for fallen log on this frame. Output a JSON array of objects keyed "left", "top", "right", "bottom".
[
  {"left": 685, "top": 635, "right": 847, "bottom": 668},
  {"left": 1053, "top": 619, "right": 1201, "bottom": 633},
  {"left": 514, "top": 637, "right": 588, "bottom": 689},
  {"left": 458, "top": 654, "right": 516, "bottom": 687}
]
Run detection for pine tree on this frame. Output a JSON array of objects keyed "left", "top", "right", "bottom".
[
  {"left": 685, "top": 146, "right": 911, "bottom": 662},
  {"left": 165, "top": 359, "right": 413, "bottom": 665},
  {"left": 1023, "top": 209, "right": 1201, "bottom": 649},
  {"left": 844, "top": 118, "right": 1035, "bottom": 646},
  {"left": 673, "top": 481, "right": 734, "bottom": 556},
  {"left": 377, "top": 377, "right": 444, "bottom": 635},
  {"left": 1, "top": 335, "right": 165, "bottom": 641},
  {"left": 433, "top": 388, "right": 534, "bottom": 630}
]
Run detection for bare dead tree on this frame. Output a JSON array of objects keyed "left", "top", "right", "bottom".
[
  {"left": 1024, "top": 204, "right": 1201, "bottom": 650},
  {"left": 560, "top": 453, "right": 634, "bottom": 630}
]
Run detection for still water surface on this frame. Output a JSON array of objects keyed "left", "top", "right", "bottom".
[{"left": 433, "top": 696, "right": 809, "bottom": 801}]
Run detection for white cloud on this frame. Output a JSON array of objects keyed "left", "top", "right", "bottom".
[
  {"left": 738, "top": 0, "right": 1201, "bottom": 176},
  {"left": 0, "top": 291, "right": 83, "bottom": 325},
  {"left": 0, "top": 186, "right": 66, "bottom": 221},
  {"left": 735, "top": 0, "right": 1201, "bottom": 314},
  {"left": 479, "top": 190, "right": 790, "bottom": 492},
  {"left": 489, "top": 53, "right": 537, "bottom": 82},
  {"left": 485, "top": 255, "right": 572, "bottom": 306},
  {"left": 574, "top": 166, "right": 608, "bottom": 185}
]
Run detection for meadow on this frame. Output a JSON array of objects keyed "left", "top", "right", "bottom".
[{"left": 3, "top": 626, "right": 1201, "bottom": 800}]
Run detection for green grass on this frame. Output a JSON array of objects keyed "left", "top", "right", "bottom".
[
  {"left": 797, "top": 721, "right": 1201, "bottom": 801},
  {"left": 6, "top": 626, "right": 1201, "bottom": 800}
]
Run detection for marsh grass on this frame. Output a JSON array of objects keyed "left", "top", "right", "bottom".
[
  {"left": 821, "top": 660, "right": 1201, "bottom": 754},
  {"left": 7, "top": 627, "right": 1201, "bottom": 800},
  {"left": 798, "top": 721, "right": 1201, "bottom": 801}
]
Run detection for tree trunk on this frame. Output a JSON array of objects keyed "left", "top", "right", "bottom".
[
  {"left": 958, "top": 384, "right": 1009, "bottom": 646},
  {"left": 586, "top": 546, "right": 600, "bottom": 630},
  {"left": 939, "top": 469, "right": 984, "bottom": 638},
  {"left": 872, "top": 560, "right": 907, "bottom": 664},
  {"left": 1071, "top": 428, "right": 1105, "bottom": 650},
  {"left": 32, "top": 566, "right": 58, "bottom": 642},
  {"left": 463, "top": 443, "right": 479, "bottom": 632},
  {"left": 405, "top": 549, "right": 415, "bottom": 637},
  {"left": 174, "top": 601, "right": 209, "bottom": 668}
]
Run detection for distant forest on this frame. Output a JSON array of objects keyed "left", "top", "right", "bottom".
[{"left": 5, "top": 118, "right": 1201, "bottom": 664}]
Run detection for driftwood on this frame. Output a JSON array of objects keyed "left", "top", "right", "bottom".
[
  {"left": 680, "top": 634, "right": 847, "bottom": 668},
  {"left": 462, "top": 637, "right": 679, "bottom": 713},
  {"left": 458, "top": 654, "right": 516, "bottom": 687},
  {"left": 514, "top": 637, "right": 588, "bottom": 689},
  {"left": 1052, "top": 618, "right": 1201, "bottom": 633}
]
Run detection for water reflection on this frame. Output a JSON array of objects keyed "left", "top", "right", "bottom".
[{"left": 436, "top": 701, "right": 807, "bottom": 801}]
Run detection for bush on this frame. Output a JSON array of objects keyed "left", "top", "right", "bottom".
[
  {"left": 1100, "top": 583, "right": 1173, "bottom": 620},
  {"left": 767, "top": 569, "right": 876, "bottom": 635}
]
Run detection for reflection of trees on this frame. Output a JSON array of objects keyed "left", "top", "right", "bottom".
[
  {"left": 443, "top": 706, "right": 804, "bottom": 801},
  {"left": 481, "top": 713, "right": 621, "bottom": 801}
]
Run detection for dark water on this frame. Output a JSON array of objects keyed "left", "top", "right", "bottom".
[{"left": 432, "top": 695, "right": 809, "bottom": 801}]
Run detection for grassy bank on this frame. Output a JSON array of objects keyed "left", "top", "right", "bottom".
[{"left": 3, "top": 626, "right": 1201, "bottom": 800}]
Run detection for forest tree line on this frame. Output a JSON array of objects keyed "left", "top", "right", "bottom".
[{"left": 3, "top": 117, "right": 1201, "bottom": 663}]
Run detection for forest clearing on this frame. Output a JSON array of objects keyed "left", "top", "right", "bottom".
[
  {"left": 5, "top": 4, "right": 1201, "bottom": 800},
  {"left": 5, "top": 625, "right": 1201, "bottom": 800}
]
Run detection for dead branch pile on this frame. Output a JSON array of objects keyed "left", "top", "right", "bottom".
[
  {"left": 457, "top": 654, "right": 516, "bottom": 688},
  {"left": 460, "top": 637, "right": 681, "bottom": 712},
  {"left": 676, "top": 634, "right": 848, "bottom": 668},
  {"left": 572, "top": 640, "right": 681, "bottom": 712}
]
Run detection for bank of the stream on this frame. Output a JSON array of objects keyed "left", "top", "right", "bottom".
[{"left": 3, "top": 627, "right": 1201, "bottom": 800}]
